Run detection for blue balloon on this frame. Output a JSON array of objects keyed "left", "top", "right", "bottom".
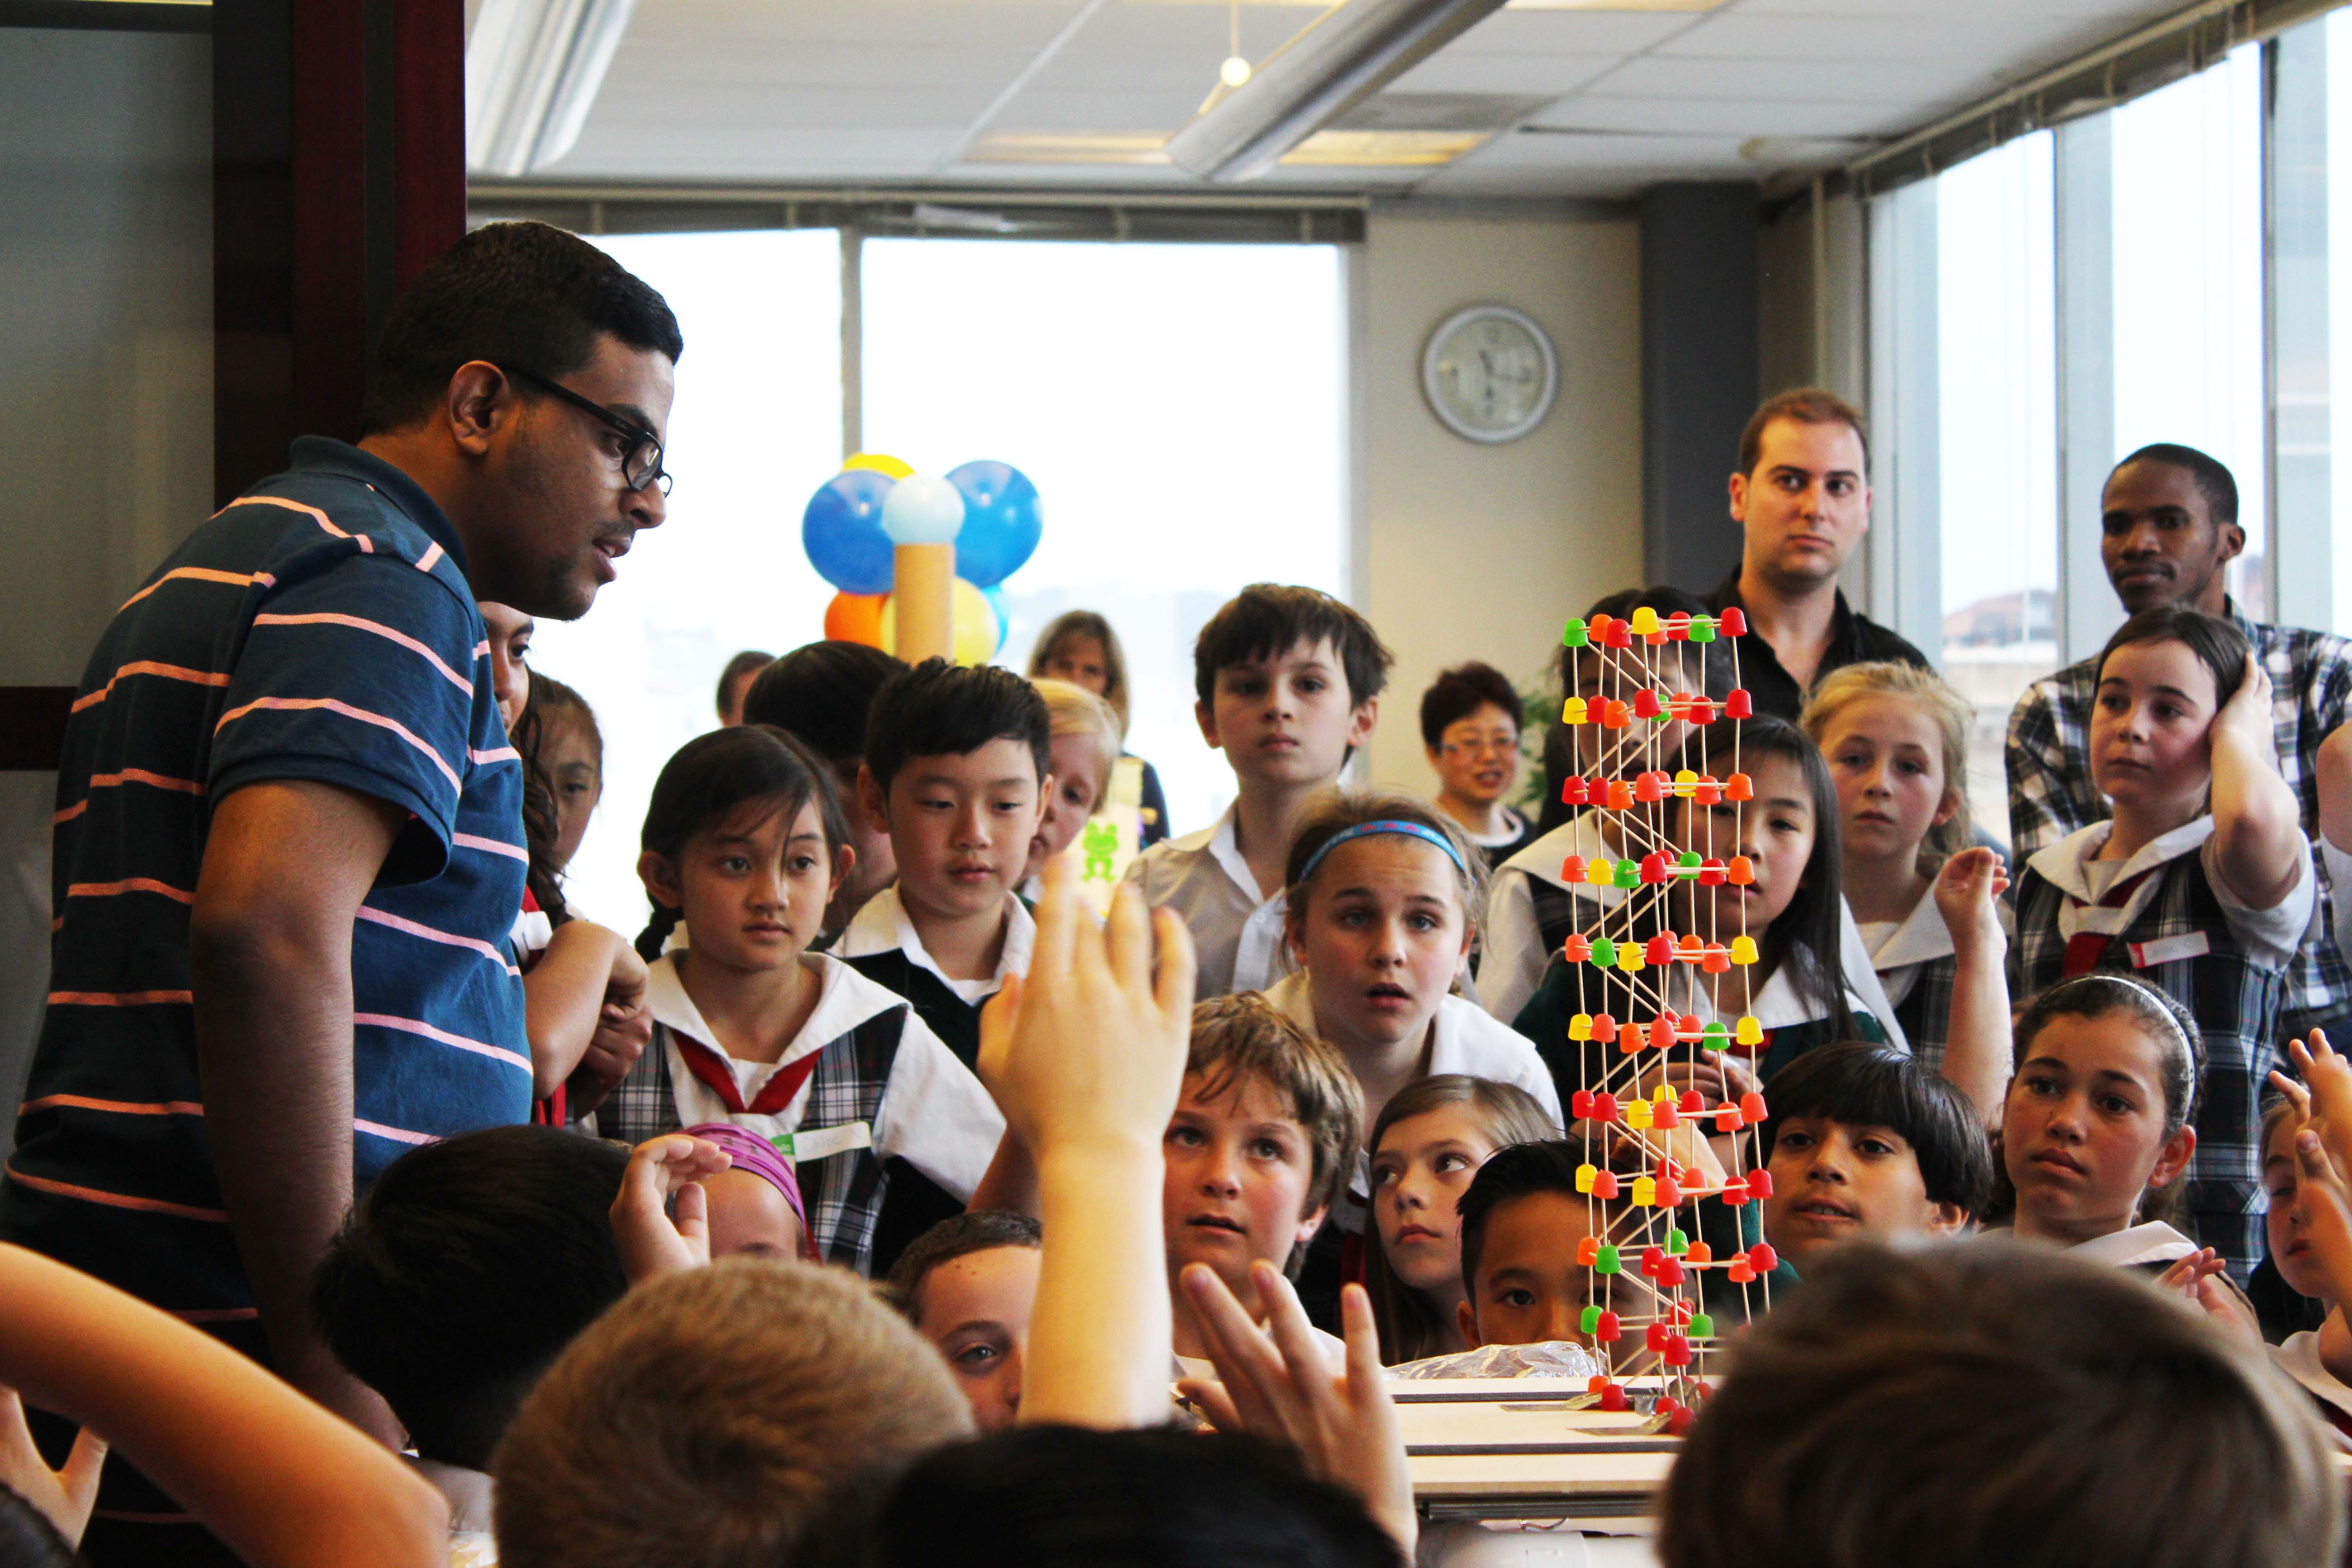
[
  {"left": 802, "top": 470, "right": 897, "bottom": 595},
  {"left": 983, "top": 585, "right": 1009, "bottom": 651},
  {"left": 947, "top": 461, "right": 1043, "bottom": 589}
]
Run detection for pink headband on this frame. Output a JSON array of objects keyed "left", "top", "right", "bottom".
[{"left": 681, "top": 1122, "right": 813, "bottom": 1258}]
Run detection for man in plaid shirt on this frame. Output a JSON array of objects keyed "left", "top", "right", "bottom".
[{"left": 2008, "top": 443, "right": 2352, "bottom": 1038}]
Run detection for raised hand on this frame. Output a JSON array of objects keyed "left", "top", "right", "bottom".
[
  {"left": 610, "top": 1133, "right": 732, "bottom": 1285},
  {"left": 1932, "top": 845, "right": 2009, "bottom": 948},
  {"left": 2214, "top": 651, "right": 2279, "bottom": 768},
  {"left": 2286, "top": 1031, "right": 2352, "bottom": 1185},
  {"left": 0, "top": 1387, "right": 103, "bottom": 1546}
]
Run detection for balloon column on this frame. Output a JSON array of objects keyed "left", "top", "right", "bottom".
[{"left": 802, "top": 453, "right": 1043, "bottom": 665}]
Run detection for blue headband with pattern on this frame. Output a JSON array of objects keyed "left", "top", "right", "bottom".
[{"left": 1296, "top": 819, "right": 1469, "bottom": 885}]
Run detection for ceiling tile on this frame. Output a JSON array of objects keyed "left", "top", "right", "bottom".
[
  {"left": 1588, "top": 53, "right": 1977, "bottom": 103},
  {"left": 1386, "top": 50, "right": 1625, "bottom": 96},
  {"left": 1527, "top": 94, "right": 1917, "bottom": 138}
]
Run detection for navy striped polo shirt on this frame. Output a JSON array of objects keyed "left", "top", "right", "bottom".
[{"left": 0, "top": 437, "right": 531, "bottom": 1342}]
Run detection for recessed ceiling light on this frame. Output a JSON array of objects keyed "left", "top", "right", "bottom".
[{"left": 966, "top": 128, "right": 1487, "bottom": 167}]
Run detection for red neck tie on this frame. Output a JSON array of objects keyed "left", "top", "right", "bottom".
[
  {"left": 671, "top": 1031, "right": 824, "bottom": 1117},
  {"left": 2061, "top": 866, "right": 2160, "bottom": 977}
]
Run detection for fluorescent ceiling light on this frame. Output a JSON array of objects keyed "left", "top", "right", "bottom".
[
  {"left": 467, "top": 0, "right": 639, "bottom": 177},
  {"left": 1162, "top": 0, "right": 1510, "bottom": 182},
  {"left": 968, "top": 128, "right": 1488, "bottom": 167}
]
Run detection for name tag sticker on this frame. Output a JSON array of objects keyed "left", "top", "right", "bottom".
[
  {"left": 2129, "top": 932, "right": 2211, "bottom": 968},
  {"left": 770, "top": 1122, "right": 872, "bottom": 1164}
]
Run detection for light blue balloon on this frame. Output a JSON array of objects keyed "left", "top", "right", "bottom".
[
  {"left": 882, "top": 474, "right": 966, "bottom": 545},
  {"left": 948, "top": 461, "right": 1043, "bottom": 588},
  {"left": 983, "top": 585, "right": 1009, "bottom": 651},
  {"left": 802, "top": 470, "right": 896, "bottom": 595}
]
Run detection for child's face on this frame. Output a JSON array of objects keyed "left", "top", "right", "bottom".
[
  {"left": 1371, "top": 1103, "right": 1510, "bottom": 1297},
  {"left": 1024, "top": 733, "right": 1108, "bottom": 882},
  {"left": 2089, "top": 639, "right": 2219, "bottom": 813},
  {"left": 1162, "top": 1069, "right": 1328, "bottom": 1297},
  {"left": 1762, "top": 1115, "right": 1966, "bottom": 1264},
  {"left": 480, "top": 601, "right": 534, "bottom": 733},
  {"left": 541, "top": 710, "right": 603, "bottom": 872},
  {"left": 865, "top": 740, "right": 1045, "bottom": 923},
  {"left": 702, "top": 1168, "right": 805, "bottom": 1261},
  {"left": 1040, "top": 634, "right": 1111, "bottom": 698},
  {"left": 2002, "top": 1010, "right": 2195, "bottom": 1239},
  {"left": 638, "top": 799, "right": 838, "bottom": 973},
  {"left": 1428, "top": 703, "right": 1519, "bottom": 809},
  {"left": 2264, "top": 1117, "right": 2332, "bottom": 1303},
  {"left": 1197, "top": 637, "right": 1377, "bottom": 791},
  {"left": 914, "top": 1244, "right": 1040, "bottom": 1436},
  {"left": 1459, "top": 1191, "right": 1643, "bottom": 1349},
  {"left": 828, "top": 757, "right": 895, "bottom": 923},
  {"left": 1675, "top": 750, "right": 1815, "bottom": 935},
  {"left": 1287, "top": 835, "right": 1469, "bottom": 1058},
  {"left": 1818, "top": 695, "right": 1954, "bottom": 872}
]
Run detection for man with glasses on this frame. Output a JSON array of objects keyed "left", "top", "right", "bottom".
[{"left": 0, "top": 221, "right": 680, "bottom": 1564}]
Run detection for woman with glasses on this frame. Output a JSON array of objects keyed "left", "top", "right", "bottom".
[{"left": 1419, "top": 661, "right": 1536, "bottom": 869}]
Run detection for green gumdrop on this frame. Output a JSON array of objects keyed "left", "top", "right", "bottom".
[
  {"left": 1701, "top": 1020, "right": 1729, "bottom": 1044},
  {"left": 1590, "top": 936, "right": 1618, "bottom": 968},
  {"left": 1690, "top": 619, "right": 1717, "bottom": 643},
  {"left": 1678, "top": 850, "right": 1702, "bottom": 867},
  {"left": 1666, "top": 1228, "right": 1689, "bottom": 1255},
  {"left": 1613, "top": 860, "right": 1641, "bottom": 889},
  {"left": 1689, "top": 1312, "right": 1715, "bottom": 1338},
  {"left": 1561, "top": 616, "right": 1589, "bottom": 647},
  {"left": 1579, "top": 1304, "right": 1602, "bottom": 1336},
  {"left": 1646, "top": 709, "right": 1670, "bottom": 723},
  {"left": 1595, "top": 1244, "right": 1622, "bottom": 1275}
]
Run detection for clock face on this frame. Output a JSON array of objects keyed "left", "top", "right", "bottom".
[{"left": 1422, "top": 306, "right": 1558, "bottom": 444}]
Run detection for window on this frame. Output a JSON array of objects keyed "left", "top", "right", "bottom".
[{"left": 860, "top": 237, "right": 1348, "bottom": 836}]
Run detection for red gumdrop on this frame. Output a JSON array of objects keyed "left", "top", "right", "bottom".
[
  {"left": 1746, "top": 1168, "right": 1774, "bottom": 1200},
  {"left": 1640, "top": 1245, "right": 1666, "bottom": 1278},
  {"left": 1663, "top": 1333, "right": 1693, "bottom": 1368},
  {"left": 1688, "top": 697, "right": 1717, "bottom": 726},
  {"left": 1679, "top": 1088, "right": 1705, "bottom": 1113},
  {"left": 1721, "top": 1181, "right": 1749, "bottom": 1207},
  {"left": 1586, "top": 774, "right": 1609, "bottom": 804},
  {"left": 1648, "top": 1014, "right": 1677, "bottom": 1049},
  {"left": 1571, "top": 1089, "right": 1596, "bottom": 1120},
  {"left": 1656, "top": 1257, "right": 1686, "bottom": 1289},
  {"left": 1561, "top": 932, "right": 1592, "bottom": 962},
  {"left": 1670, "top": 1299, "right": 1692, "bottom": 1326},
  {"left": 1646, "top": 1320, "right": 1670, "bottom": 1351},
  {"left": 1715, "top": 1105, "right": 1744, "bottom": 1134},
  {"left": 1595, "top": 1310, "right": 1622, "bottom": 1343},
  {"left": 1561, "top": 777, "right": 1591, "bottom": 806},
  {"left": 1592, "top": 1169, "right": 1621, "bottom": 1199},
  {"left": 1655, "top": 1175, "right": 1682, "bottom": 1208},
  {"left": 1655, "top": 1394, "right": 1682, "bottom": 1418},
  {"left": 1724, "top": 772, "right": 1754, "bottom": 803},
  {"left": 1740, "top": 1091, "right": 1768, "bottom": 1123},
  {"left": 1633, "top": 769, "right": 1666, "bottom": 801},
  {"left": 1559, "top": 856, "right": 1588, "bottom": 886},
  {"left": 1701, "top": 946, "right": 1731, "bottom": 975},
  {"left": 1653, "top": 1100, "right": 1680, "bottom": 1131},
  {"left": 1697, "top": 858, "right": 1727, "bottom": 887},
  {"left": 1666, "top": 1405, "right": 1696, "bottom": 1436},
  {"left": 1604, "top": 620, "right": 1633, "bottom": 650},
  {"left": 1633, "top": 688, "right": 1665, "bottom": 719},
  {"left": 1680, "top": 1012, "right": 1702, "bottom": 1035},
  {"left": 1591, "top": 1013, "right": 1617, "bottom": 1042},
  {"left": 1748, "top": 1242, "right": 1779, "bottom": 1273},
  {"left": 1718, "top": 606, "right": 1748, "bottom": 637},
  {"left": 1693, "top": 776, "right": 1723, "bottom": 804},
  {"left": 1644, "top": 933, "right": 1675, "bottom": 965},
  {"left": 1665, "top": 611, "right": 1691, "bottom": 640},
  {"left": 1598, "top": 1382, "right": 1630, "bottom": 1412},
  {"left": 1724, "top": 687, "right": 1754, "bottom": 720},
  {"left": 1639, "top": 852, "right": 1668, "bottom": 884}
]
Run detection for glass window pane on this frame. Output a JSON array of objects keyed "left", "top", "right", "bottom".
[
  {"left": 2109, "top": 44, "right": 2268, "bottom": 618},
  {"left": 2331, "top": 11, "right": 2352, "bottom": 634},
  {"left": 525, "top": 228, "right": 843, "bottom": 926},
  {"left": 1936, "top": 132, "right": 2058, "bottom": 846},
  {"left": 861, "top": 238, "right": 1347, "bottom": 836}
]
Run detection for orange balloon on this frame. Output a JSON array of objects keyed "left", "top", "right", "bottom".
[{"left": 824, "top": 591, "right": 887, "bottom": 647}]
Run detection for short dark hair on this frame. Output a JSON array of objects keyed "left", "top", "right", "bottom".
[
  {"left": 1418, "top": 661, "right": 1520, "bottom": 750},
  {"left": 864, "top": 658, "right": 1050, "bottom": 794},
  {"left": 312, "top": 1126, "right": 631, "bottom": 1470},
  {"left": 885, "top": 1210, "right": 1042, "bottom": 1324},
  {"left": 360, "top": 220, "right": 683, "bottom": 435},
  {"left": 742, "top": 641, "right": 909, "bottom": 765},
  {"left": 2115, "top": 441, "right": 2240, "bottom": 529},
  {"left": 716, "top": 650, "right": 774, "bottom": 718},
  {"left": 1738, "top": 387, "right": 1869, "bottom": 477},
  {"left": 1192, "top": 584, "right": 1393, "bottom": 710},
  {"left": 795, "top": 1426, "right": 1401, "bottom": 1568},
  {"left": 1763, "top": 1044, "right": 1994, "bottom": 1220},
  {"left": 1456, "top": 1139, "right": 1586, "bottom": 1303},
  {"left": 1658, "top": 1239, "right": 2343, "bottom": 1568},
  {"left": 1562, "top": 585, "right": 1735, "bottom": 701},
  {"left": 2094, "top": 605, "right": 2252, "bottom": 713}
]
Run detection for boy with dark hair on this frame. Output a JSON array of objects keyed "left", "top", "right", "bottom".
[
  {"left": 311, "top": 1126, "right": 632, "bottom": 1541},
  {"left": 1757, "top": 1042, "right": 1991, "bottom": 1267},
  {"left": 886, "top": 1210, "right": 1044, "bottom": 1434},
  {"left": 1128, "top": 584, "right": 1392, "bottom": 999},
  {"left": 713, "top": 649, "right": 772, "bottom": 727},
  {"left": 843, "top": 658, "right": 1051, "bottom": 1067},
  {"left": 742, "top": 640, "right": 910, "bottom": 939},
  {"left": 1659, "top": 1239, "right": 2343, "bottom": 1568},
  {"left": 1454, "top": 1139, "right": 1646, "bottom": 1350}
]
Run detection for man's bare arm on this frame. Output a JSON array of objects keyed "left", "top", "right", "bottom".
[{"left": 191, "top": 780, "right": 406, "bottom": 1445}]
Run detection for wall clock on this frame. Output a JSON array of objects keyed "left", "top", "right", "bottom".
[{"left": 1421, "top": 304, "right": 1558, "bottom": 444}]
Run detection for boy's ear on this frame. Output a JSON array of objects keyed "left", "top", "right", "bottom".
[
  {"left": 637, "top": 850, "right": 682, "bottom": 910},
  {"left": 1034, "top": 771, "right": 1055, "bottom": 828},
  {"left": 1294, "top": 1203, "right": 1329, "bottom": 1252},
  {"left": 1195, "top": 697, "right": 1222, "bottom": 752},
  {"left": 1456, "top": 1296, "right": 1482, "bottom": 1351},
  {"left": 1345, "top": 695, "right": 1380, "bottom": 750},
  {"left": 1924, "top": 1200, "right": 1970, "bottom": 1238},
  {"left": 856, "top": 763, "right": 890, "bottom": 833}
]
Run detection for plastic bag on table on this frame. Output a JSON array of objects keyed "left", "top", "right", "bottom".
[{"left": 1385, "top": 1340, "right": 1606, "bottom": 1381}]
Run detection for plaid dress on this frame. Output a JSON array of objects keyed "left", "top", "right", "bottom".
[
  {"left": 1866, "top": 878, "right": 2016, "bottom": 1079},
  {"left": 2007, "top": 602, "right": 2352, "bottom": 1037},
  {"left": 2012, "top": 841, "right": 2290, "bottom": 1283}
]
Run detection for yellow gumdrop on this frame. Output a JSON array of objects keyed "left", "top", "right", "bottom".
[
  {"left": 1730, "top": 935, "right": 1759, "bottom": 965},
  {"left": 1561, "top": 696, "right": 1589, "bottom": 725},
  {"left": 1625, "top": 1098, "right": 1654, "bottom": 1130},
  {"left": 1632, "top": 1175, "right": 1658, "bottom": 1206},
  {"left": 1654, "top": 1083, "right": 1676, "bottom": 1105},
  {"left": 1575, "top": 1162, "right": 1598, "bottom": 1195},
  {"left": 1629, "top": 606, "right": 1661, "bottom": 635},
  {"left": 1673, "top": 768, "right": 1699, "bottom": 798},
  {"left": 1735, "top": 1015, "right": 1764, "bottom": 1046},
  {"left": 1617, "top": 942, "right": 1645, "bottom": 973},
  {"left": 1586, "top": 858, "right": 1614, "bottom": 887},
  {"left": 1568, "top": 1013, "right": 1594, "bottom": 1042}
]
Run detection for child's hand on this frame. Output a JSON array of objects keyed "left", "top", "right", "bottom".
[
  {"left": 978, "top": 854, "right": 1196, "bottom": 1163},
  {"left": 1642, "top": 1048, "right": 1760, "bottom": 1110},
  {"left": 2290, "top": 1127, "right": 2352, "bottom": 1311},
  {"left": 2286, "top": 1031, "right": 2352, "bottom": 1183},
  {"left": 0, "top": 1387, "right": 103, "bottom": 1546},
  {"left": 571, "top": 998, "right": 653, "bottom": 1113},
  {"left": 2152, "top": 1248, "right": 2263, "bottom": 1348},
  {"left": 1931, "top": 846, "right": 2009, "bottom": 952},
  {"left": 2213, "top": 651, "right": 2280, "bottom": 769},
  {"left": 1176, "top": 1262, "right": 1415, "bottom": 1560},
  {"left": 610, "top": 1134, "right": 731, "bottom": 1286}
]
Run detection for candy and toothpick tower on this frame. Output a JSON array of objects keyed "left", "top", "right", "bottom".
[{"left": 1553, "top": 601, "right": 1771, "bottom": 1433}]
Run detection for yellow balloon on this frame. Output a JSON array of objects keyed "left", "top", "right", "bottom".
[
  {"left": 843, "top": 451, "right": 914, "bottom": 480},
  {"left": 877, "top": 578, "right": 1003, "bottom": 666}
]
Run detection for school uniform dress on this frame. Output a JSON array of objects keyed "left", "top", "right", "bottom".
[
  {"left": 2012, "top": 818, "right": 2318, "bottom": 1282},
  {"left": 2271, "top": 1332, "right": 2352, "bottom": 1446},
  {"left": 0, "top": 439, "right": 530, "bottom": 1563},
  {"left": 1859, "top": 877, "right": 2014, "bottom": 1078},
  {"left": 1478, "top": 811, "right": 1626, "bottom": 1026},
  {"left": 598, "top": 950, "right": 1003, "bottom": 1276},
  {"left": 836, "top": 885, "right": 1034, "bottom": 1070},
  {"left": 1124, "top": 803, "right": 1294, "bottom": 1000}
]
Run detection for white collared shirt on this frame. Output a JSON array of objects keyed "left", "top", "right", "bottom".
[
  {"left": 2272, "top": 1331, "right": 2352, "bottom": 1444},
  {"left": 836, "top": 883, "right": 1035, "bottom": 1004},
  {"left": 1124, "top": 803, "right": 1293, "bottom": 1000},
  {"left": 1479, "top": 811, "right": 1625, "bottom": 1024},
  {"left": 1655, "top": 902, "right": 1909, "bottom": 1049},
  {"left": 1863, "top": 877, "right": 2013, "bottom": 1009},
  {"left": 2026, "top": 815, "right": 2316, "bottom": 972},
  {"left": 644, "top": 949, "right": 1003, "bottom": 1201},
  {"left": 2067, "top": 1219, "right": 2200, "bottom": 1269},
  {"left": 408, "top": 1457, "right": 496, "bottom": 1538}
]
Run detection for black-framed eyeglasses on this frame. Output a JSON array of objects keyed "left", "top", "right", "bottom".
[{"left": 507, "top": 366, "right": 671, "bottom": 495}]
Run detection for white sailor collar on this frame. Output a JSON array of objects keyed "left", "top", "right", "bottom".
[
  {"left": 2068, "top": 1219, "right": 2199, "bottom": 1269},
  {"left": 1869, "top": 884, "right": 1957, "bottom": 973},
  {"left": 836, "top": 884, "right": 1035, "bottom": 994},
  {"left": 1497, "top": 811, "right": 1617, "bottom": 894},
  {"left": 2026, "top": 816, "right": 2215, "bottom": 905},
  {"left": 646, "top": 948, "right": 907, "bottom": 1067}
]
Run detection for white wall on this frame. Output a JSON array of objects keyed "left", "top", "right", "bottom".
[
  {"left": 1353, "top": 207, "right": 1645, "bottom": 796},
  {"left": 0, "top": 26, "right": 214, "bottom": 1141}
]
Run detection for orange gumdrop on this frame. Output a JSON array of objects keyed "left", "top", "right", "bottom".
[
  {"left": 1724, "top": 771, "right": 1754, "bottom": 802},
  {"left": 1726, "top": 855, "right": 1756, "bottom": 886}
]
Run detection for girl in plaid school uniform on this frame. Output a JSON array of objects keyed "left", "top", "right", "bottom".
[
  {"left": 1802, "top": 662, "right": 2012, "bottom": 1117},
  {"left": 2011, "top": 607, "right": 2319, "bottom": 1282}
]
